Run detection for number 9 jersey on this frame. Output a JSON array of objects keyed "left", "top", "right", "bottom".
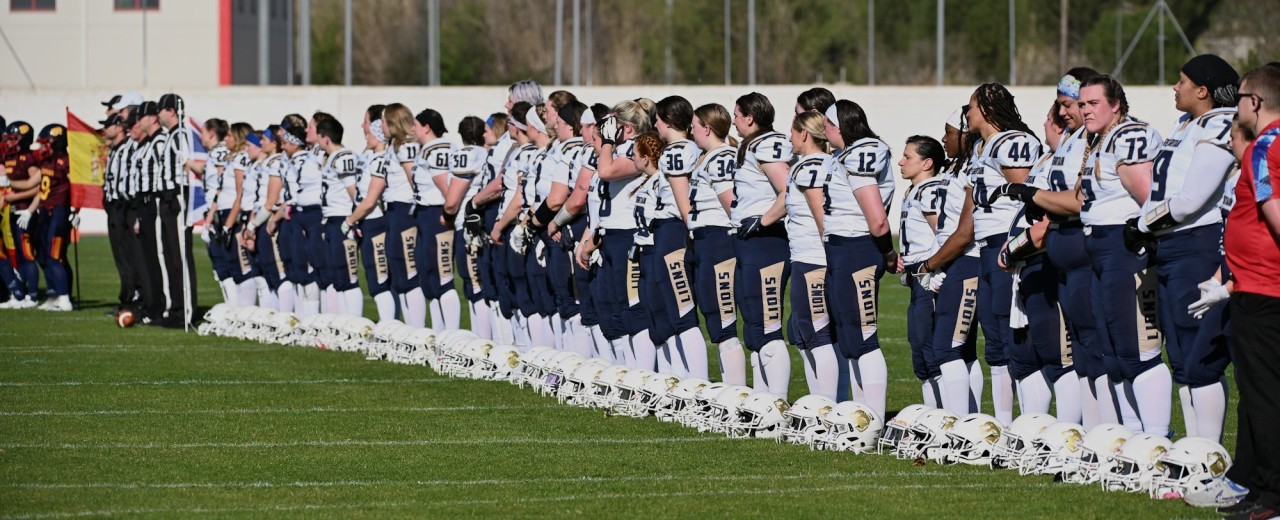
[
  {"left": 1080, "top": 118, "right": 1163, "bottom": 226},
  {"left": 967, "top": 130, "right": 1040, "bottom": 240},
  {"left": 1139, "top": 107, "right": 1234, "bottom": 235}
]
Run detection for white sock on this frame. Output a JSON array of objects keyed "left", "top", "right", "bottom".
[
  {"left": 939, "top": 360, "right": 971, "bottom": 416},
  {"left": 471, "top": 300, "right": 493, "bottom": 339},
  {"left": 322, "top": 287, "right": 339, "bottom": 314},
  {"left": 260, "top": 288, "right": 279, "bottom": 311},
  {"left": 277, "top": 281, "right": 295, "bottom": 312},
  {"left": 342, "top": 288, "right": 363, "bottom": 317},
  {"left": 1114, "top": 381, "right": 1143, "bottom": 432},
  {"left": 1179, "top": 385, "right": 1198, "bottom": 439},
  {"left": 847, "top": 358, "right": 866, "bottom": 404},
  {"left": 612, "top": 338, "right": 633, "bottom": 368},
  {"left": 800, "top": 344, "right": 839, "bottom": 401},
  {"left": 1190, "top": 380, "right": 1228, "bottom": 443},
  {"left": 1017, "top": 371, "right": 1052, "bottom": 415},
  {"left": 591, "top": 326, "right": 614, "bottom": 363},
  {"left": 673, "top": 327, "right": 709, "bottom": 380},
  {"left": 429, "top": 299, "right": 444, "bottom": 330},
  {"left": 1094, "top": 375, "right": 1118, "bottom": 424},
  {"left": 1079, "top": 375, "right": 1098, "bottom": 429},
  {"left": 656, "top": 340, "right": 674, "bottom": 375},
  {"left": 1052, "top": 373, "right": 1082, "bottom": 425},
  {"left": 373, "top": 292, "right": 396, "bottom": 323},
  {"left": 540, "top": 316, "right": 555, "bottom": 348},
  {"left": 967, "top": 360, "right": 984, "bottom": 415},
  {"left": 857, "top": 349, "right": 888, "bottom": 420},
  {"left": 750, "top": 351, "right": 763, "bottom": 390},
  {"left": 563, "top": 315, "right": 588, "bottom": 357},
  {"left": 493, "top": 304, "right": 513, "bottom": 343},
  {"left": 220, "top": 279, "right": 238, "bottom": 306},
  {"left": 922, "top": 377, "right": 940, "bottom": 408},
  {"left": 630, "top": 332, "right": 657, "bottom": 372},
  {"left": 513, "top": 313, "right": 531, "bottom": 347},
  {"left": 1132, "top": 365, "right": 1172, "bottom": 435},
  {"left": 757, "top": 340, "right": 791, "bottom": 399},
  {"left": 551, "top": 313, "right": 564, "bottom": 351},
  {"left": 402, "top": 288, "right": 427, "bottom": 328},
  {"left": 236, "top": 281, "right": 256, "bottom": 306},
  {"left": 990, "top": 364, "right": 1013, "bottom": 425},
  {"left": 298, "top": 283, "right": 321, "bottom": 317},
  {"left": 717, "top": 337, "right": 747, "bottom": 386},
  {"left": 439, "top": 291, "right": 461, "bottom": 329}
]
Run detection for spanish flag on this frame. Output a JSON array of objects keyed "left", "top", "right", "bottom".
[{"left": 66, "top": 108, "right": 107, "bottom": 211}]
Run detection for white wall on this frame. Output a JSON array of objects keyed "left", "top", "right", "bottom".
[
  {"left": 5, "top": 84, "right": 1184, "bottom": 234},
  {"left": 0, "top": 0, "right": 219, "bottom": 89}
]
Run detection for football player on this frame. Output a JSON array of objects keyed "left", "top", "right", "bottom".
[
  {"left": 1, "top": 121, "right": 40, "bottom": 308},
  {"left": 28, "top": 124, "right": 73, "bottom": 311},
  {"left": 279, "top": 113, "right": 324, "bottom": 317},
  {"left": 730, "top": 93, "right": 793, "bottom": 397},
  {"left": 513, "top": 105, "right": 557, "bottom": 347},
  {"left": 897, "top": 135, "right": 946, "bottom": 408},
  {"left": 538, "top": 101, "right": 592, "bottom": 353},
  {"left": 411, "top": 108, "right": 457, "bottom": 330},
  {"left": 223, "top": 122, "right": 255, "bottom": 307},
  {"left": 491, "top": 102, "right": 537, "bottom": 348},
  {"left": 316, "top": 117, "right": 362, "bottom": 317},
  {"left": 822, "top": 99, "right": 896, "bottom": 417},
  {"left": 378, "top": 104, "right": 426, "bottom": 327},
  {"left": 343, "top": 105, "right": 396, "bottom": 322},
  {"left": 443, "top": 116, "right": 490, "bottom": 335},
  {"left": 472, "top": 112, "right": 515, "bottom": 343},
  {"left": 246, "top": 125, "right": 293, "bottom": 312},
  {"left": 195, "top": 119, "right": 235, "bottom": 304}
]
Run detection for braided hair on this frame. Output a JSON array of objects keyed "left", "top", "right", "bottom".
[{"left": 973, "top": 83, "right": 1033, "bottom": 135}]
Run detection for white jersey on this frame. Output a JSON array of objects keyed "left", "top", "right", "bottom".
[
  {"left": 357, "top": 149, "right": 386, "bottom": 220},
  {"left": 828, "top": 137, "right": 895, "bottom": 238},
  {"left": 785, "top": 153, "right": 835, "bottom": 266},
  {"left": 935, "top": 164, "right": 980, "bottom": 259},
  {"left": 382, "top": 141, "right": 419, "bottom": 205},
  {"left": 320, "top": 147, "right": 358, "bottom": 218},
  {"left": 1080, "top": 118, "right": 1162, "bottom": 226},
  {"left": 204, "top": 143, "right": 229, "bottom": 208},
  {"left": 264, "top": 152, "right": 288, "bottom": 206},
  {"left": 1142, "top": 107, "right": 1235, "bottom": 235},
  {"left": 291, "top": 149, "right": 324, "bottom": 208},
  {"left": 658, "top": 139, "right": 702, "bottom": 220},
  {"left": 1046, "top": 127, "right": 1088, "bottom": 224},
  {"left": 551, "top": 137, "right": 587, "bottom": 188},
  {"left": 899, "top": 177, "right": 944, "bottom": 264},
  {"left": 244, "top": 157, "right": 265, "bottom": 211},
  {"left": 450, "top": 144, "right": 488, "bottom": 231},
  {"left": 520, "top": 146, "right": 551, "bottom": 211},
  {"left": 1003, "top": 152, "right": 1057, "bottom": 256},
  {"left": 530, "top": 142, "right": 558, "bottom": 207},
  {"left": 731, "top": 131, "right": 793, "bottom": 225},
  {"left": 414, "top": 137, "right": 451, "bottom": 206},
  {"left": 579, "top": 146, "right": 600, "bottom": 228},
  {"left": 500, "top": 143, "right": 537, "bottom": 214},
  {"left": 688, "top": 145, "right": 735, "bottom": 230},
  {"left": 221, "top": 150, "right": 249, "bottom": 211},
  {"left": 1220, "top": 164, "right": 1240, "bottom": 218},
  {"left": 967, "top": 130, "right": 1040, "bottom": 240},
  {"left": 633, "top": 174, "right": 660, "bottom": 245},
  {"left": 597, "top": 139, "right": 645, "bottom": 231}
]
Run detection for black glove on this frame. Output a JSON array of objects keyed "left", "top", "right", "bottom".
[
  {"left": 463, "top": 200, "right": 485, "bottom": 236},
  {"left": 990, "top": 183, "right": 1039, "bottom": 203},
  {"left": 737, "top": 216, "right": 764, "bottom": 239},
  {"left": 628, "top": 243, "right": 642, "bottom": 262},
  {"left": 1123, "top": 217, "right": 1154, "bottom": 255},
  {"left": 1023, "top": 201, "right": 1047, "bottom": 224}
]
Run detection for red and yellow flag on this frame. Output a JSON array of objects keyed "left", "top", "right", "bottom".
[{"left": 66, "top": 108, "right": 107, "bottom": 210}]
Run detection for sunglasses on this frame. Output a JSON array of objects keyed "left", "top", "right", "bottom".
[{"left": 1237, "top": 91, "right": 1264, "bottom": 105}]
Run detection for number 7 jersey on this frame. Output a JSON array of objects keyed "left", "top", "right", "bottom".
[{"left": 1080, "top": 118, "right": 1162, "bottom": 226}]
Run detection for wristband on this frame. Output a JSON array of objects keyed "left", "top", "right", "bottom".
[
  {"left": 532, "top": 201, "right": 557, "bottom": 230},
  {"left": 871, "top": 230, "right": 894, "bottom": 255},
  {"left": 250, "top": 209, "right": 271, "bottom": 229},
  {"left": 552, "top": 205, "right": 576, "bottom": 227}
]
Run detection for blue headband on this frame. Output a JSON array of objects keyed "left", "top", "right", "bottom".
[
  {"left": 1057, "top": 75, "right": 1082, "bottom": 100},
  {"left": 245, "top": 132, "right": 263, "bottom": 148}
]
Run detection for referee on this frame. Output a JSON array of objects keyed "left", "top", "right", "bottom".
[
  {"left": 103, "top": 113, "right": 143, "bottom": 311},
  {"left": 155, "top": 93, "right": 197, "bottom": 329},
  {"left": 1221, "top": 65, "right": 1280, "bottom": 519}
]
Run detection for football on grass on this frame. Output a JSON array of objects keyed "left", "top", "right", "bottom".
[{"left": 115, "top": 308, "right": 136, "bottom": 328}]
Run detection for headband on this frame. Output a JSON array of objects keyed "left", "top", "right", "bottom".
[
  {"left": 824, "top": 105, "right": 840, "bottom": 126},
  {"left": 245, "top": 132, "right": 263, "bottom": 148},
  {"left": 946, "top": 107, "right": 966, "bottom": 130},
  {"left": 370, "top": 119, "right": 386, "bottom": 143},
  {"left": 580, "top": 109, "right": 597, "bottom": 126},
  {"left": 1057, "top": 75, "right": 1082, "bottom": 100},
  {"left": 510, "top": 119, "right": 527, "bottom": 132},
  {"left": 280, "top": 130, "right": 304, "bottom": 146},
  {"left": 526, "top": 107, "right": 546, "bottom": 134}
]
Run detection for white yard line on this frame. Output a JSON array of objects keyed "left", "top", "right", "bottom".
[
  {"left": 0, "top": 377, "right": 453, "bottom": 388},
  {"left": 1, "top": 437, "right": 738, "bottom": 450},
  {"left": 0, "top": 404, "right": 551, "bottom": 417},
  {"left": 0, "top": 501, "right": 412, "bottom": 520}
]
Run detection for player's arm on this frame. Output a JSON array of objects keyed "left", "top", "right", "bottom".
[
  {"left": 1119, "top": 161, "right": 1153, "bottom": 206},
  {"left": 224, "top": 164, "right": 245, "bottom": 229},
  {"left": 801, "top": 186, "right": 825, "bottom": 236},
  {"left": 922, "top": 188, "right": 976, "bottom": 272},
  {"left": 564, "top": 166, "right": 594, "bottom": 216},
  {"left": 1138, "top": 142, "right": 1235, "bottom": 232},
  {"left": 348, "top": 177, "right": 386, "bottom": 225}
]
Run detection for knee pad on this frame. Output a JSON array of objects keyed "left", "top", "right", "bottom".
[{"left": 760, "top": 340, "right": 788, "bottom": 362}]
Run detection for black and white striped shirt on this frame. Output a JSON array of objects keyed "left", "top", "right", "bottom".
[
  {"left": 135, "top": 130, "right": 168, "bottom": 194},
  {"left": 157, "top": 125, "right": 190, "bottom": 192},
  {"left": 104, "top": 140, "right": 129, "bottom": 203}
]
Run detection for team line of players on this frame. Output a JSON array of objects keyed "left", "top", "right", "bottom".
[{"left": 141, "top": 59, "right": 1243, "bottom": 444}]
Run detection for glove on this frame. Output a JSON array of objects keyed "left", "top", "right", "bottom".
[
  {"left": 1123, "top": 217, "right": 1154, "bottom": 255},
  {"left": 69, "top": 211, "right": 81, "bottom": 229},
  {"left": 737, "top": 216, "right": 764, "bottom": 239},
  {"left": 589, "top": 249, "right": 603, "bottom": 267},
  {"left": 628, "top": 243, "right": 641, "bottom": 262},
  {"left": 1188, "top": 278, "right": 1230, "bottom": 319},
  {"left": 463, "top": 211, "right": 484, "bottom": 237},
  {"left": 883, "top": 250, "right": 900, "bottom": 274},
  {"left": 599, "top": 115, "right": 623, "bottom": 146},
  {"left": 341, "top": 220, "right": 360, "bottom": 240},
  {"left": 13, "top": 209, "right": 31, "bottom": 230},
  {"left": 535, "top": 239, "right": 547, "bottom": 267},
  {"left": 927, "top": 272, "right": 947, "bottom": 292},
  {"left": 990, "top": 183, "right": 1039, "bottom": 203},
  {"left": 510, "top": 223, "right": 530, "bottom": 255},
  {"left": 0, "top": 174, "right": 9, "bottom": 188}
]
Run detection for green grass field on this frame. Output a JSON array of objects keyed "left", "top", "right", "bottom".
[{"left": 0, "top": 237, "right": 1230, "bottom": 518}]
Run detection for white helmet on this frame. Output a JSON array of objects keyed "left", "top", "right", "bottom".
[
  {"left": 561, "top": 359, "right": 609, "bottom": 406},
  {"left": 729, "top": 391, "right": 788, "bottom": 439},
  {"left": 703, "top": 385, "right": 754, "bottom": 434},
  {"left": 408, "top": 328, "right": 438, "bottom": 367},
  {"left": 658, "top": 378, "right": 709, "bottom": 423},
  {"left": 633, "top": 372, "right": 680, "bottom": 418},
  {"left": 608, "top": 368, "right": 652, "bottom": 416},
  {"left": 1101, "top": 433, "right": 1174, "bottom": 493},
  {"left": 991, "top": 413, "right": 1057, "bottom": 470},
  {"left": 897, "top": 409, "right": 959, "bottom": 462},
  {"left": 544, "top": 353, "right": 587, "bottom": 396},
  {"left": 941, "top": 413, "right": 1004, "bottom": 465},
  {"left": 518, "top": 347, "right": 556, "bottom": 389},
  {"left": 1060, "top": 423, "right": 1134, "bottom": 482},
  {"left": 483, "top": 345, "right": 522, "bottom": 383},
  {"left": 814, "top": 401, "right": 883, "bottom": 453},
  {"left": 682, "top": 382, "right": 728, "bottom": 429},
  {"left": 779, "top": 394, "right": 837, "bottom": 445},
  {"left": 879, "top": 404, "right": 933, "bottom": 455},
  {"left": 1023, "top": 422, "right": 1088, "bottom": 477},
  {"left": 587, "top": 365, "right": 630, "bottom": 410},
  {"left": 1150, "top": 437, "right": 1232, "bottom": 501}
]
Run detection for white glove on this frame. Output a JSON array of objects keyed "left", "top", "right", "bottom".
[
  {"left": 535, "top": 239, "right": 547, "bottom": 267},
  {"left": 589, "top": 249, "right": 603, "bottom": 267},
  {"left": 599, "top": 115, "right": 623, "bottom": 145},
  {"left": 14, "top": 209, "right": 31, "bottom": 230},
  {"left": 69, "top": 211, "right": 81, "bottom": 229},
  {"left": 1188, "top": 278, "right": 1230, "bottom": 319},
  {"left": 0, "top": 174, "right": 10, "bottom": 188},
  {"left": 510, "top": 224, "right": 528, "bottom": 255},
  {"left": 927, "top": 272, "right": 947, "bottom": 292}
]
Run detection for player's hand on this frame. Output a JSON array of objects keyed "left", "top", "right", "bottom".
[
  {"left": 341, "top": 220, "right": 360, "bottom": 241},
  {"left": 14, "top": 209, "right": 32, "bottom": 230},
  {"left": 1188, "top": 278, "right": 1230, "bottom": 319},
  {"left": 69, "top": 211, "right": 81, "bottom": 229},
  {"left": 883, "top": 250, "right": 901, "bottom": 274},
  {"left": 736, "top": 216, "right": 763, "bottom": 239},
  {"left": 1122, "top": 217, "right": 1153, "bottom": 255},
  {"left": 599, "top": 115, "right": 623, "bottom": 146},
  {"left": 927, "top": 272, "right": 947, "bottom": 292},
  {"left": 990, "top": 183, "right": 1038, "bottom": 203}
]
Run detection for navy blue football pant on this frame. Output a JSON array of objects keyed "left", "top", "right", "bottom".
[
  {"left": 931, "top": 255, "right": 980, "bottom": 366},
  {"left": 732, "top": 222, "right": 790, "bottom": 352},
  {"left": 689, "top": 226, "right": 737, "bottom": 344},
  {"left": 1085, "top": 224, "right": 1162, "bottom": 382},
  {"left": 9, "top": 207, "right": 39, "bottom": 299},
  {"left": 978, "top": 234, "right": 1012, "bottom": 368},
  {"left": 321, "top": 217, "right": 359, "bottom": 291},
  {"left": 255, "top": 224, "right": 286, "bottom": 290},
  {"left": 34, "top": 204, "right": 72, "bottom": 297},
  {"left": 905, "top": 261, "right": 940, "bottom": 382},
  {"left": 288, "top": 205, "right": 323, "bottom": 287},
  {"left": 384, "top": 202, "right": 419, "bottom": 294},
  {"left": 414, "top": 205, "right": 454, "bottom": 299},
  {"left": 559, "top": 218, "right": 591, "bottom": 323},
  {"left": 359, "top": 216, "right": 392, "bottom": 297},
  {"left": 1046, "top": 222, "right": 1106, "bottom": 382},
  {"left": 1009, "top": 254, "right": 1073, "bottom": 383},
  {"left": 592, "top": 229, "right": 635, "bottom": 341},
  {"left": 524, "top": 234, "right": 557, "bottom": 317},
  {"left": 641, "top": 218, "right": 699, "bottom": 345},
  {"left": 457, "top": 229, "right": 483, "bottom": 302},
  {"left": 207, "top": 209, "right": 237, "bottom": 282},
  {"left": 824, "top": 235, "right": 885, "bottom": 359},
  {"left": 1154, "top": 225, "right": 1231, "bottom": 388},
  {"left": 787, "top": 261, "right": 832, "bottom": 350}
]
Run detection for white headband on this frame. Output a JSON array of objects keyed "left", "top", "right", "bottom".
[
  {"left": 526, "top": 107, "right": 546, "bottom": 135},
  {"left": 580, "top": 109, "right": 597, "bottom": 126},
  {"left": 370, "top": 119, "right": 386, "bottom": 143},
  {"left": 946, "top": 107, "right": 966, "bottom": 130},
  {"left": 510, "top": 119, "right": 526, "bottom": 132},
  {"left": 824, "top": 105, "right": 839, "bottom": 126},
  {"left": 280, "top": 130, "right": 304, "bottom": 146}
]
